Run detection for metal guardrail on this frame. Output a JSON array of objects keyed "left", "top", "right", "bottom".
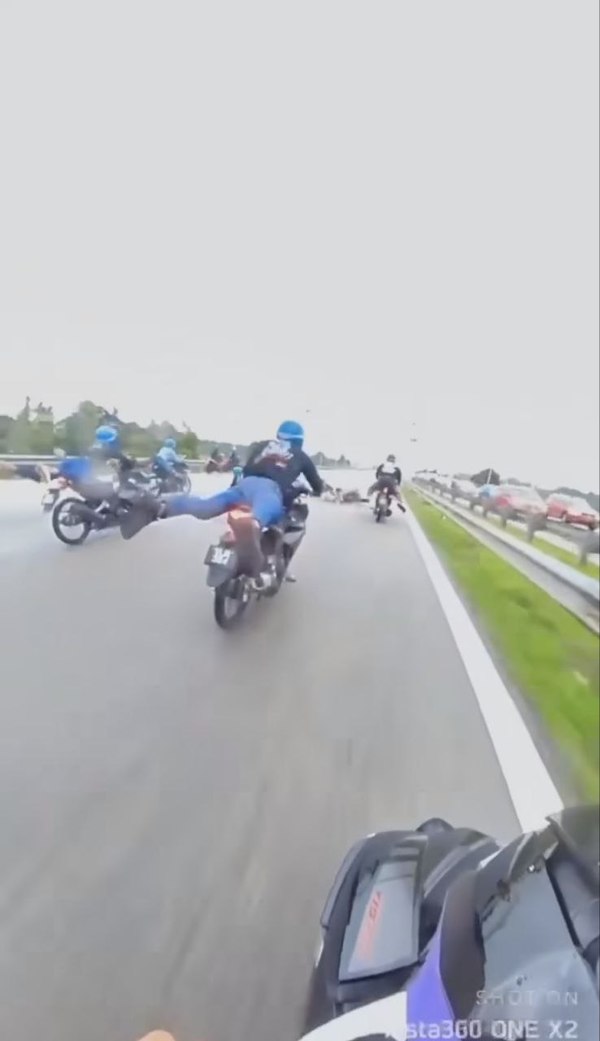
[
  {"left": 416, "top": 478, "right": 600, "bottom": 564},
  {"left": 411, "top": 481, "right": 600, "bottom": 607},
  {"left": 0, "top": 453, "right": 209, "bottom": 472},
  {"left": 0, "top": 455, "right": 59, "bottom": 463}
]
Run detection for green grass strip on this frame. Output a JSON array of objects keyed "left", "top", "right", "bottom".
[{"left": 406, "top": 489, "right": 599, "bottom": 800}]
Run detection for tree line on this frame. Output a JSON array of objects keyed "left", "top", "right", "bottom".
[{"left": 0, "top": 398, "right": 352, "bottom": 468}]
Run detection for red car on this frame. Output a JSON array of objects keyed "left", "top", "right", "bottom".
[
  {"left": 483, "top": 484, "right": 548, "bottom": 522},
  {"left": 546, "top": 494, "right": 599, "bottom": 530}
]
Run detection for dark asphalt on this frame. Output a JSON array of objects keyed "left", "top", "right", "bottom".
[{"left": 0, "top": 493, "right": 519, "bottom": 1041}]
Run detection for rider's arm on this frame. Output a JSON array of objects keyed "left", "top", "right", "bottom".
[
  {"left": 395, "top": 467, "right": 402, "bottom": 484},
  {"left": 300, "top": 454, "right": 324, "bottom": 495}
]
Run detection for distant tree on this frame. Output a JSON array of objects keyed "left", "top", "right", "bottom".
[
  {"left": 30, "top": 402, "right": 55, "bottom": 454},
  {"left": 0, "top": 414, "right": 14, "bottom": 453},
  {"left": 125, "top": 429, "right": 156, "bottom": 458},
  {"left": 1, "top": 397, "right": 349, "bottom": 471},
  {"left": 7, "top": 397, "right": 33, "bottom": 453},
  {"left": 179, "top": 431, "right": 199, "bottom": 457},
  {"left": 471, "top": 467, "right": 500, "bottom": 487}
]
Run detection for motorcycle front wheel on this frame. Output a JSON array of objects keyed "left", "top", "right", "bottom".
[
  {"left": 51, "top": 497, "right": 92, "bottom": 545},
  {"left": 179, "top": 473, "right": 192, "bottom": 494}
]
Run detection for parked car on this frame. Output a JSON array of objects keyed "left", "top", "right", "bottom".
[
  {"left": 482, "top": 484, "right": 548, "bottom": 523},
  {"left": 546, "top": 494, "right": 600, "bottom": 530},
  {"left": 450, "top": 478, "right": 478, "bottom": 502}
]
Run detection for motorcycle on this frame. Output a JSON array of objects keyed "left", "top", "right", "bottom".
[
  {"left": 204, "top": 488, "right": 309, "bottom": 629},
  {"left": 300, "top": 805, "right": 599, "bottom": 1039},
  {"left": 51, "top": 461, "right": 160, "bottom": 545},
  {"left": 153, "top": 459, "right": 192, "bottom": 495},
  {"left": 374, "top": 488, "right": 392, "bottom": 522}
]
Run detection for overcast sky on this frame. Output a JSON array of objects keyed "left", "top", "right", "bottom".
[{"left": 1, "top": 1, "right": 598, "bottom": 488}]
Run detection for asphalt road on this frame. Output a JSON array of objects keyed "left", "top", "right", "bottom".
[{"left": 0, "top": 479, "right": 519, "bottom": 1041}]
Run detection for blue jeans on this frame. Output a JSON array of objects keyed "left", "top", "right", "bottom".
[{"left": 165, "top": 476, "right": 285, "bottom": 528}]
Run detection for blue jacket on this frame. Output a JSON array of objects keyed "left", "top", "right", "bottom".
[{"left": 156, "top": 446, "right": 182, "bottom": 468}]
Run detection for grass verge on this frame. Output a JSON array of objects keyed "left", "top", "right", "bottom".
[{"left": 406, "top": 489, "right": 599, "bottom": 800}]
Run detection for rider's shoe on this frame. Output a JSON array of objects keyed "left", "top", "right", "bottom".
[{"left": 252, "top": 571, "right": 275, "bottom": 591}]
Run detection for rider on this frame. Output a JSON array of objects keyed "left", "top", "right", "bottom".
[
  {"left": 121, "top": 420, "right": 324, "bottom": 585},
  {"left": 367, "top": 453, "right": 405, "bottom": 511},
  {"left": 92, "top": 424, "right": 121, "bottom": 456},
  {"left": 91, "top": 424, "right": 134, "bottom": 471},
  {"left": 153, "top": 437, "right": 184, "bottom": 486}
]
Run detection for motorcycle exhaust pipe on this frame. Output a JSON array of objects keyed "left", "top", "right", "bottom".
[{"left": 69, "top": 502, "right": 102, "bottom": 524}]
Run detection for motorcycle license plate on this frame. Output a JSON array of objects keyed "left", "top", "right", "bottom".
[
  {"left": 204, "top": 545, "right": 233, "bottom": 567},
  {"left": 42, "top": 492, "right": 55, "bottom": 505}
]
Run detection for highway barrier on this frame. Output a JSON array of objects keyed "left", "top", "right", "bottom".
[{"left": 411, "top": 480, "right": 600, "bottom": 609}]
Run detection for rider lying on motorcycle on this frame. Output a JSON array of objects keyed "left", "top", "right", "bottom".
[
  {"left": 367, "top": 454, "right": 406, "bottom": 511},
  {"left": 121, "top": 421, "right": 324, "bottom": 586}
]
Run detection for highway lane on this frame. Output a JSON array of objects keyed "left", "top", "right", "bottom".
[{"left": 0, "top": 484, "right": 519, "bottom": 1041}]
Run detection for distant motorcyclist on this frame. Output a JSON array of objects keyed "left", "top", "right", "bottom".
[
  {"left": 154, "top": 437, "right": 183, "bottom": 472},
  {"left": 121, "top": 420, "right": 324, "bottom": 586},
  {"left": 229, "top": 445, "right": 240, "bottom": 468},
  {"left": 152, "top": 437, "right": 186, "bottom": 489},
  {"left": 230, "top": 465, "right": 243, "bottom": 487},
  {"left": 208, "top": 446, "right": 240, "bottom": 474},
  {"left": 367, "top": 454, "right": 405, "bottom": 511}
]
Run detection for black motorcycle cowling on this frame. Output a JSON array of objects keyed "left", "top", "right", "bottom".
[{"left": 303, "top": 822, "right": 499, "bottom": 1033}]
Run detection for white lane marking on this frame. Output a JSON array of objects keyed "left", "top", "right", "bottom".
[{"left": 404, "top": 508, "right": 563, "bottom": 832}]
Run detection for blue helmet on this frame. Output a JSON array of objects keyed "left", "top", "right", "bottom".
[
  {"left": 94, "top": 424, "right": 119, "bottom": 444},
  {"left": 164, "top": 437, "right": 177, "bottom": 449},
  {"left": 277, "top": 420, "right": 304, "bottom": 447}
]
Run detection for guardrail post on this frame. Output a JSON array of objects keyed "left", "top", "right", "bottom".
[
  {"left": 526, "top": 514, "right": 546, "bottom": 543},
  {"left": 580, "top": 531, "right": 600, "bottom": 567}
]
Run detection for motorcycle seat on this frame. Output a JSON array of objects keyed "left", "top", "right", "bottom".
[{"left": 75, "top": 479, "right": 115, "bottom": 501}]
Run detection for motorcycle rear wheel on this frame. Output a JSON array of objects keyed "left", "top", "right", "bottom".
[{"left": 213, "top": 583, "right": 249, "bottom": 629}]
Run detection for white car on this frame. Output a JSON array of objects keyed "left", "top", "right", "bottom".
[{"left": 450, "top": 478, "right": 478, "bottom": 500}]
